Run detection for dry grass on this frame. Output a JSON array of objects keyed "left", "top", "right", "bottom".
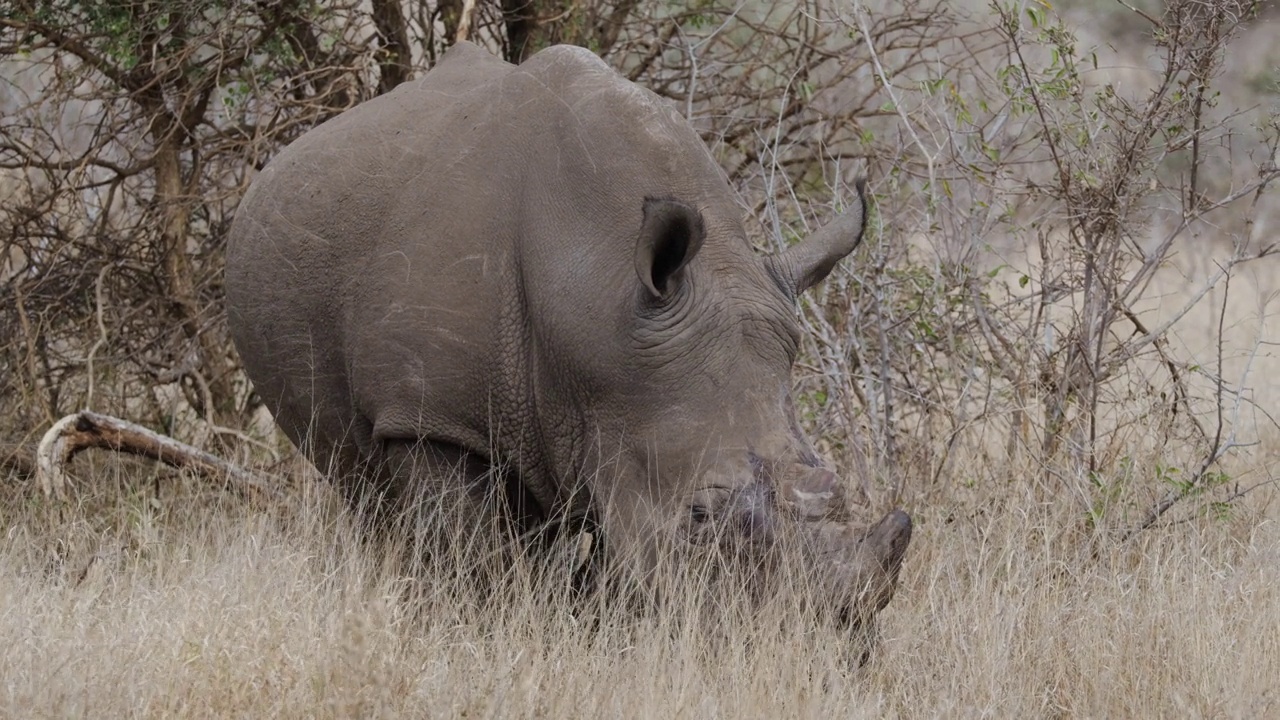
[{"left": 3, "top": 443, "right": 1277, "bottom": 718}]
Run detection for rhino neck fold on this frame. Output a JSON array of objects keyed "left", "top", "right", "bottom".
[{"left": 488, "top": 254, "right": 590, "bottom": 526}]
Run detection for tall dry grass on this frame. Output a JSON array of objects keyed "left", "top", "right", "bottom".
[{"left": 3, "top": 429, "right": 1277, "bottom": 718}]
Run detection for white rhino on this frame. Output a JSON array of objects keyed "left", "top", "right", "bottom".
[{"left": 226, "top": 41, "right": 911, "bottom": 623}]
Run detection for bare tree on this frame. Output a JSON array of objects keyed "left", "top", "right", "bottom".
[{"left": 2, "top": 1, "right": 383, "bottom": 437}]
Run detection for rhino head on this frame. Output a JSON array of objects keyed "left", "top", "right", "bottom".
[{"left": 546, "top": 180, "right": 912, "bottom": 624}]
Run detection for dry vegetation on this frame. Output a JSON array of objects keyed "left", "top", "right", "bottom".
[
  {"left": 3, "top": 445, "right": 1277, "bottom": 717},
  {"left": 3, "top": 0, "right": 1280, "bottom": 716}
]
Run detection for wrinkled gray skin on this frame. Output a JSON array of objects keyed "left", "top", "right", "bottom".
[{"left": 227, "top": 42, "right": 911, "bottom": 621}]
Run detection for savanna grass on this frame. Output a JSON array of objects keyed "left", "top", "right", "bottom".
[{"left": 2, "top": 437, "right": 1275, "bottom": 718}]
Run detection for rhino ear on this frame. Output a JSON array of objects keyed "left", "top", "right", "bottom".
[
  {"left": 635, "top": 198, "right": 706, "bottom": 299},
  {"left": 766, "top": 178, "right": 868, "bottom": 298}
]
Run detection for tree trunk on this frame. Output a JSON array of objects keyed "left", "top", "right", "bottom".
[
  {"left": 371, "top": 0, "right": 413, "bottom": 93},
  {"left": 150, "top": 115, "right": 236, "bottom": 421},
  {"left": 501, "top": 0, "right": 540, "bottom": 62},
  {"left": 439, "top": 0, "right": 464, "bottom": 45}
]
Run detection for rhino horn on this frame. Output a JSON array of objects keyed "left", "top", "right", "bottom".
[
  {"left": 813, "top": 507, "right": 913, "bottom": 617},
  {"left": 766, "top": 178, "right": 868, "bottom": 297}
]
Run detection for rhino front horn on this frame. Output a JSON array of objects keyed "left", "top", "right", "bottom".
[{"left": 766, "top": 178, "right": 868, "bottom": 297}]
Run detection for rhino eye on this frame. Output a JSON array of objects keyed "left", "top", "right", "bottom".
[{"left": 690, "top": 505, "right": 711, "bottom": 524}]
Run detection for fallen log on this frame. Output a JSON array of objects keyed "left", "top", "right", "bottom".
[{"left": 36, "top": 411, "right": 276, "bottom": 500}]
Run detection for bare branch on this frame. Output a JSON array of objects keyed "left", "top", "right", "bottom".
[{"left": 36, "top": 411, "right": 277, "bottom": 500}]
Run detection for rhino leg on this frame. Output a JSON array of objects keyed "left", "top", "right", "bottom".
[
  {"left": 357, "top": 441, "right": 498, "bottom": 549},
  {"left": 362, "top": 439, "right": 557, "bottom": 565}
]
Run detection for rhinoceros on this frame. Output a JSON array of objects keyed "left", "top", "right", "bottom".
[{"left": 226, "top": 41, "right": 911, "bottom": 622}]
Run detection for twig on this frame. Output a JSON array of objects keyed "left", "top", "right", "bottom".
[
  {"left": 83, "top": 264, "right": 111, "bottom": 410},
  {"left": 1116, "top": 305, "right": 1208, "bottom": 443},
  {"left": 1110, "top": 245, "right": 1276, "bottom": 362},
  {"left": 846, "top": 0, "right": 938, "bottom": 214},
  {"left": 1, "top": 442, "right": 38, "bottom": 479},
  {"left": 1123, "top": 263, "right": 1264, "bottom": 539},
  {"left": 674, "top": 1, "right": 747, "bottom": 122}
]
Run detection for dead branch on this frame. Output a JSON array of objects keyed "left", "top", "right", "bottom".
[{"left": 36, "top": 411, "right": 276, "bottom": 500}]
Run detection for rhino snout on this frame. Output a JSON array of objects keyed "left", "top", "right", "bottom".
[
  {"left": 686, "top": 463, "right": 841, "bottom": 539},
  {"left": 687, "top": 482, "right": 777, "bottom": 545},
  {"left": 778, "top": 465, "right": 847, "bottom": 520},
  {"left": 678, "top": 466, "right": 911, "bottom": 628},
  {"left": 685, "top": 464, "right": 892, "bottom": 549}
]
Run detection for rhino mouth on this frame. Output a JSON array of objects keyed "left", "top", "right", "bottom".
[
  {"left": 538, "top": 486, "right": 912, "bottom": 633},
  {"left": 673, "top": 478, "right": 913, "bottom": 618}
]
